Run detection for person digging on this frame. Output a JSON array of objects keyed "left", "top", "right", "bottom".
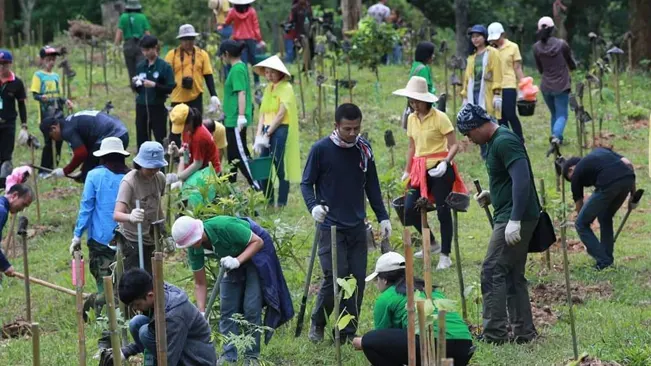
[{"left": 0, "top": 184, "right": 34, "bottom": 279}]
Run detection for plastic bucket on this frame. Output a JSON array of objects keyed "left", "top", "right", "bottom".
[
  {"left": 249, "top": 156, "right": 273, "bottom": 181},
  {"left": 391, "top": 195, "right": 435, "bottom": 225},
  {"left": 517, "top": 100, "right": 536, "bottom": 116}
]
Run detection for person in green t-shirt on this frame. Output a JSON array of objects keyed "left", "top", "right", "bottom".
[
  {"left": 352, "top": 252, "right": 474, "bottom": 366},
  {"left": 410, "top": 41, "right": 437, "bottom": 95},
  {"left": 114, "top": 0, "right": 151, "bottom": 86},
  {"left": 456, "top": 103, "right": 539, "bottom": 345}
]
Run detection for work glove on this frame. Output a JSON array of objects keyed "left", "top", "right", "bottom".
[
  {"left": 427, "top": 162, "right": 448, "bottom": 178},
  {"left": 505, "top": 220, "right": 521, "bottom": 246},
  {"left": 52, "top": 168, "right": 65, "bottom": 177},
  {"left": 236, "top": 115, "right": 248, "bottom": 132},
  {"left": 209, "top": 96, "right": 222, "bottom": 113},
  {"left": 171, "top": 181, "right": 182, "bottom": 191},
  {"left": 70, "top": 237, "right": 82, "bottom": 256},
  {"left": 401, "top": 171, "right": 410, "bottom": 181},
  {"left": 253, "top": 134, "right": 271, "bottom": 155},
  {"left": 166, "top": 173, "right": 179, "bottom": 185},
  {"left": 493, "top": 95, "right": 503, "bottom": 113},
  {"left": 131, "top": 76, "right": 143, "bottom": 88},
  {"left": 220, "top": 256, "right": 240, "bottom": 270},
  {"left": 128, "top": 208, "right": 145, "bottom": 224},
  {"left": 474, "top": 190, "right": 491, "bottom": 208},
  {"left": 311, "top": 204, "right": 329, "bottom": 223},
  {"left": 17, "top": 127, "right": 29, "bottom": 145},
  {"left": 379, "top": 219, "right": 392, "bottom": 239},
  {"left": 167, "top": 142, "right": 179, "bottom": 158}
]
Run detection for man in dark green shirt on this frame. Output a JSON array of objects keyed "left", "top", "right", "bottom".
[
  {"left": 114, "top": 0, "right": 151, "bottom": 85},
  {"left": 456, "top": 103, "right": 539, "bottom": 345}
]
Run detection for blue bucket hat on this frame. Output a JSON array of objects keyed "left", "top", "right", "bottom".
[
  {"left": 468, "top": 24, "right": 488, "bottom": 39},
  {"left": 134, "top": 141, "right": 168, "bottom": 169},
  {"left": 456, "top": 104, "right": 496, "bottom": 135},
  {"left": 0, "top": 49, "right": 13, "bottom": 63}
]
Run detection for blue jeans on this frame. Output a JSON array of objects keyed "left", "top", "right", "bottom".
[
  {"left": 499, "top": 88, "right": 524, "bottom": 141},
  {"left": 387, "top": 43, "right": 402, "bottom": 65},
  {"left": 284, "top": 39, "right": 296, "bottom": 63},
  {"left": 261, "top": 125, "right": 290, "bottom": 206},
  {"left": 220, "top": 261, "right": 263, "bottom": 362},
  {"left": 129, "top": 314, "right": 157, "bottom": 365},
  {"left": 542, "top": 90, "right": 570, "bottom": 141},
  {"left": 240, "top": 39, "right": 260, "bottom": 84}
]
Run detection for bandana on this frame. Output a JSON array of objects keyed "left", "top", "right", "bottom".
[
  {"left": 456, "top": 103, "right": 496, "bottom": 134},
  {"left": 329, "top": 130, "right": 374, "bottom": 172}
]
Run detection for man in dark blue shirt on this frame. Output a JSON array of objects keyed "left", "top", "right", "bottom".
[
  {"left": 0, "top": 184, "right": 34, "bottom": 278},
  {"left": 562, "top": 148, "right": 636, "bottom": 270},
  {"left": 301, "top": 103, "right": 391, "bottom": 342}
]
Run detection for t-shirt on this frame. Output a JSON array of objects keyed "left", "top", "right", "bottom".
[
  {"left": 367, "top": 3, "right": 390, "bottom": 23},
  {"left": 409, "top": 62, "right": 436, "bottom": 95},
  {"left": 61, "top": 111, "right": 128, "bottom": 149},
  {"left": 116, "top": 170, "right": 166, "bottom": 246},
  {"left": 182, "top": 125, "right": 221, "bottom": 173},
  {"left": 260, "top": 81, "right": 294, "bottom": 126},
  {"left": 135, "top": 57, "right": 176, "bottom": 105},
  {"left": 118, "top": 12, "right": 151, "bottom": 40},
  {"left": 222, "top": 62, "right": 253, "bottom": 128},
  {"left": 186, "top": 216, "right": 253, "bottom": 271},
  {"left": 473, "top": 53, "right": 483, "bottom": 95},
  {"left": 0, "top": 74, "right": 26, "bottom": 122},
  {"left": 406, "top": 109, "right": 454, "bottom": 169},
  {"left": 485, "top": 127, "right": 540, "bottom": 223},
  {"left": 212, "top": 121, "right": 228, "bottom": 149},
  {"left": 570, "top": 147, "right": 635, "bottom": 202},
  {"left": 30, "top": 70, "right": 62, "bottom": 117},
  {"left": 373, "top": 285, "right": 472, "bottom": 341},
  {"left": 165, "top": 47, "right": 214, "bottom": 103},
  {"left": 497, "top": 39, "right": 522, "bottom": 89}
]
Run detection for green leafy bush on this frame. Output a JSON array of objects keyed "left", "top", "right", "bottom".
[{"left": 349, "top": 17, "right": 400, "bottom": 80}]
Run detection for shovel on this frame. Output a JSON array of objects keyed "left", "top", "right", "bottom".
[
  {"left": 614, "top": 189, "right": 644, "bottom": 243},
  {"left": 473, "top": 180, "right": 493, "bottom": 228}
]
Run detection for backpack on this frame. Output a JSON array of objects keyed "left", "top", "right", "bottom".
[{"left": 401, "top": 64, "right": 426, "bottom": 130}]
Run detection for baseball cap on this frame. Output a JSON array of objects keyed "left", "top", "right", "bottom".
[
  {"left": 0, "top": 49, "right": 13, "bottom": 63},
  {"left": 39, "top": 46, "right": 60, "bottom": 59},
  {"left": 170, "top": 104, "right": 189, "bottom": 134},
  {"left": 365, "top": 252, "right": 406, "bottom": 282},
  {"left": 487, "top": 22, "right": 505, "bottom": 41},
  {"left": 538, "top": 16, "right": 555, "bottom": 30}
]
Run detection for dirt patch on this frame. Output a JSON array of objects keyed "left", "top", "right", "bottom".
[
  {"left": 593, "top": 131, "right": 615, "bottom": 149},
  {"left": 565, "top": 239, "right": 586, "bottom": 253},
  {"left": 624, "top": 119, "right": 649, "bottom": 130},
  {"left": 41, "top": 186, "right": 79, "bottom": 200},
  {"left": 1, "top": 318, "right": 31, "bottom": 339},
  {"left": 531, "top": 282, "right": 613, "bottom": 306},
  {"left": 531, "top": 303, "right": 557, "bottom": 328},
  {"left": 570, "top": 354, "right": 622, "bottom": 366}
]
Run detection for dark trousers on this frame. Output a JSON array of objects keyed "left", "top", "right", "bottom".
[
  {"left": 575, "top": 177, "right": 634, "bottom": 269},
  {"left": 170, "top": 94, "right": 202, "bottom": 147},
  {"left": 41, "top": 131, "right": 63, "bottom": 171},
  {"left": 240, "top": 39, "right": 260, "bottom": 84},
  {"left": 79, "top": 133, "right": 129, "bottom": 183},
  {"left": 135, "top": 103, "right": 168, "bottom": 150},
  {"left": 225, "top": 126, "right": 257, "bottom": 189},
  {"left": 0, "top": 121, "right": 15, "bottom": 163},
  {"left": 260, "top": 125, "right": 289, "bottom": 206},
  {"left": 499, "top": 88, "right": 524, "bottom": 141},
  {"left": 311, "top": 224, "right": 367, "bottom": 336},
  {"left": 404, "top": 166, "right": 455, "bottom": 255},
  {"left": 123, "top": 239, "right": 155, "bottom": 275},
  {"left": 123, "top": 38, "right": 144, "bottom": 85},
  {"left": 361, "top": 329, "right": 473, "bottom": 366}
]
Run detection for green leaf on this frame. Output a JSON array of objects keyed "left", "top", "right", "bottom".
[
  {"left": 337, "top": 277, "right": 357, "bottom": 300},
  {"left": 337, "top": 314, "right": 355, "bottom": 331},
  {"left": 463, "top": 285, "right": 476, "bottom": 299},
  {"left": 434, "top": 298, "right": 458, "bottom": 312}
]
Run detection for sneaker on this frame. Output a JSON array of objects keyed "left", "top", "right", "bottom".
[
  {"left": 308, "top": 323, "right": 324, "bottom": 342},
  {"left": 414, "top": 243, "right": 442, "bottom": 259},
  {"left": 436, "top": 255, "right": 452, "bottom": 270}
]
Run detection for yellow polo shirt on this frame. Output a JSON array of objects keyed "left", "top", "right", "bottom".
[
  {"left": 165, "top": 46, "right": 214, "bottom": 103},
  {"left": 406, "top": 109, "right": 454, "bottom": 168},
  {"left": 497, "top": 39, "right": 522, "bottom": 89}
]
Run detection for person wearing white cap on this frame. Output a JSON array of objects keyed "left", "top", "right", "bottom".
[
  {"left": 487, "top": 22, "right": 525, "bottom": 142},
  {"left": 252, "top": 55, "right": 301, "bottom": 207},
  {"left": 350, "top": 252, "right": 474, "bottom": 366},
  {"left": 114, "top": 0, "right": 151, "bottom": 86},
  {"left": 393, "top": 76, "right": 468, "bottom": 269},
  {"left": 172, "top": 215, "right": 293, "bottom": 365}
]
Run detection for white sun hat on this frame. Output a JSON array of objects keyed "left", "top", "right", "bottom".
[
  {"left": 177, "top": 24, "right": 199, "bottom": 39},
  {"left": 93, "top": 137, "right": 130, "bottom": 157},
  {"left": 365, "top": 252, "right": 406, "bottom": 282},
  {"left": 172, "top": 216, "right": 205, "bottom": 249},
  {"left": 392, "top": 76, "right": 438, "bottom": 103},
  {"left": 229, "top": 0, "right": 255, "bottom": 4},
  {"left": 487, "top": 22, "right": 505, "bottom": 41},
  {"left": 253, "top": 55, "right": 291, "bottom": 77}
]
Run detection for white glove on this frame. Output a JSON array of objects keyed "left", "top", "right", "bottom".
[
  {"left": 52, "top": 168, "right": 65, "bottom": 177},
  {"left": 69, "top": 237, "right": 81, "bottom": 255},
  {"left": 427, "top": 162, "right": 448, "bottom": 178},
  {"left": 505, "top": 220, "right": 521, "bottom": 246},
  {"left": 167, "top": 142, "right": 179, "bottom": 157},
  {"left": 209, "top": 96, "right": 222, "bottom": 113},
  {"left": 253, "top": 135, "right": 265, "bottom": 155},
  {"left": 129, "top": 208, "right": 145, "bottom": 223},
  {"left": 171, "top": 181, "right": 182, "bottom": 191},
  {"left": 380, "top": 219, "right": 392, "bottom": 239},
  {"left": 17, "top": 127, "right": 29, "bottom": 145},
  {"left": 220, "top": 256, "right": 240, "bottom": 270},
  {"left": 236, "top": 115, "right": 248, "bottom": 132},
  {"left": 401, "top": 171, "right": 410, "bottom": 181},
  {"left": 166, "top": 173, "right": 179, "bottom": 185},
  {"left": 474, "top": 190, "right": 491, "bottom": 208},
  {"left": 311, "top": 205, "right": 329, "bottom": 223},
  {"left": 132, "top": 76, "right": 143, "bottom": 87},
  {"left": 493, "top": 96, "right": 503, "bottom": 112}
]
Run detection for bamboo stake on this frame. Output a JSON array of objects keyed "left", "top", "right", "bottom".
[
  {"left": 452, "top": 209, "right": 467, "bottom": 321},
  {"left": 89, "top": 42, "right": 95, "bottom": 97},
  {"left": 152, "top": 253, "right": 168, "bottom": 365},
  {"left": 441, "top": 359, "right": 453, "bottom": 366},
  {"left": 404, "top": 229, "right": 417, "bottom": 366},
  {"left": 32, "top": 323, "right": 40, "bottom": 366},
  {"left": 102, "top": 42, "right": 109, "bottom": 95},
  {"left": 428, "top": 324, "right": 437, "bottom": 365},
  {"left": 331, "top": 226, "right": 342, "bottom": 366},
  {"left": 74, "top": 251, "right": 87, "bottom": 366},
  {"left": 103, "top": 276, "right": 122, "bottom": 366},
  {"left": 416, "top": 300, "right": 429, "bottom": 366},
  {"left": 540, "top": 179, "right": 551, "bottom": 269},
  {"left": 19, "top": 216, "right": 31, "bottom": 322},
  {"left": 4, "top": 214, "right": 16, "bottom": 257},
  {"left": 420, "top": 209, "right": 432, "bottom": 300},
  {"left": 30, "top": 144, "right": 41, "bottom": 224},
  {"left": 296, "top": 56, "right": 306, "bottom": 119},
  {"left": 347, "top": 54, "right": 353, "bottom": 103},
  {"left": 560, "top": 180, "right": 579, "bottom": 360},
  {"left": 14, "top": 272, "right": 89, "bottom": 297},
  {"left": 437, "top": 310, "right": 447, "bottom": 366},
  {"left": 115, "top": 241, "right": 128, "bottom": 346}
]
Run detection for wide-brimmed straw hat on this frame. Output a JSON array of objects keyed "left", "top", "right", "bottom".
[
  {"left": 229, "top": 0, "right": 255, "bottom": 4},
  {"left": 392, "top": 76, "right": 438, "bottom": 103},
  {"left": 93, "top": 137, "right": 130, "bottom": 157},
  {"left": 253, "top": 55, "right": 291, "bottom": 77}
]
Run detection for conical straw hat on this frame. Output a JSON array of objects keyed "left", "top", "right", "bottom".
[
  {"left": 253, "top": 55, "right": 291, "bottom": 77},
  {"left": 392, "top": 76, "right": 438, "bottom": 103}
]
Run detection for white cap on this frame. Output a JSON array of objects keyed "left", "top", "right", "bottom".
[
  {"left": 487, "top": 22, "right": 505, "bottom": 41},
  {"left": 365, "top": 252, "right": 406, "bottom": 282},
  {"left": 172, "top": 216, "right": 204, "bottom": 249},
  {"left": 537, "top": 16, "right": 554, "bottom": 30},
  {"left": 93, "top": 137, "right": 130, "bottom": 157}
]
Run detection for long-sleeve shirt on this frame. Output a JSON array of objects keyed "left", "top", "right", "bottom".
[
  {"left": 533, "top": 37, "right": 577, "bottom": 93},
  {"left": 73, "top": 166, "right": 127, "bottom": 245},
  {"left": 134, "top": 57, "right": 176, "bottom": 106},
  {"left": 571, "top": 148, "right": 636, "bottom": 202},
  {"left": 0, "top": 197, "right": 11, "bottom": 271},
  {"left": 0, "top": 72, "right": 27, "bottom": 125},
  {"left": 225, "top": 7, "right": 263, "bottom": 42},
  {"left": 301, "top": 137, "right": 389, "bottom": 229}
]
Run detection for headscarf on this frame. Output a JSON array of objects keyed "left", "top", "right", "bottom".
[{"left": 456, "top": 103, "right": 496, "bottom": 135}]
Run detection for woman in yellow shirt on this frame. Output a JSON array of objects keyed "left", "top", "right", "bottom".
[
  {"left": 252, "top": 56, "right": 301, "bottom": 207},
  {"left": 393, "top": 76, "right": 467, "bottom": 270}
]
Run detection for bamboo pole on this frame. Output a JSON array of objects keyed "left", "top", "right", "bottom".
[
  {"left": 428, "top": 324, "right": 437, "bottom": 365},
  {"left": 452, "top": 209, "right": 467, "bottom": 321},
  {"left": 560, "top": 180, "right": 579, "bottom": 360},
  {"left": 404, "top": 229, "right": 417, "bottom": 366},
  {"left": 152, "top": 253, "right": 168, "bottom": 366},
  {"left": 89, "top": 42, "right": 95, "bottom": 97},
  {"left": 74, "top": 251, "right": 87, "bottom": 366},
  {"left": 4, "top": 214, "right": 16, "bottom": 257},
  {"left": 437, "top": 311, "right": 447, "bottom": 366},
  {"left": 19, "top": 216, "right": 31, "bottom": 322},
  {"left": 420, "top": 209, "right": 432, "bottom": 300},
  {"left": 115, "top": 241, "right": 128, "bottom": 346},
  {"left": 441, "top": 359, "right": 453, "bottom": 366},
  {"left": 32, "top": 323, "right": 40, "bottom": 366},
  {"left": 103, "top": 276, "right": 122, "bottom": 366},
  {"left": 541, "top": 179, "right": 551, "bottom": 270},
  {"left": 14, "top": 272, "right": 89, "bottom": 297},
  {"left": 296, "top": 55, "right": 306, "bottom": 119},
  {"left": 416, "top": 300, "right": 429, "bottom": 366},
  {"left": 30, "top": 145, "right": 41, "bottom": 224},
  {"left": 102, "top": 42, "right": 109, "bottom": 95},
  {"left": 331, "top": 226, "right": 342, "bottom": 366}
]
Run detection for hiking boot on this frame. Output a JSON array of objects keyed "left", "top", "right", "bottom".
[
  {"left": 414, "top": 243, "right": 442, "bottom": 259},
  {"left": 436, "top": 255, "right": 452, "bottom": 270},
  {"left": 308, "top": 323, "right": 325, "bottom": 342}
]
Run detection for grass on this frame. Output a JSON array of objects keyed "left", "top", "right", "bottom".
[{"left": 1, "top": 41, "right": 651, "bottom": 366}]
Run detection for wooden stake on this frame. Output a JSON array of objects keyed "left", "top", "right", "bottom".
[
  {"left": 296, "top": 57, "right": 306, "bottom": 119},
  {"left": 441, "top": 359, "right": 454, "bottom": 366},
  {"left": 102, "top": 42, "right": 109, "bottom": 95},
  {"left": 115, "top": 241, "right": 128, "bottom": 345},
  {"left": 30, "top": 145, "right": 41, "bottom": 224},
  {"left": 428, "top": 324, "right": 437, "bottom": 365},
  {"left": 614, "top": 56, "right": 621, "bottom": 124},
  {"left": 452, "top": 209, "right": 467, "bottom": 321},
  {"left": 560, "top": 180, "right": 579, "bottom": 360},
  {"left": 74, "top": 251, "right": 87, "bottom": 366},
  {"left": 541, "top": 179, "right": 551, "bottom": 270},
  {"left": 103, "top": 276, "right": 122, "bottom": 366},
  {"left": 19, "top": 217, "right": 32, "bottom": 322},
  {"left": 331, "top": 226, "right": 342, "bottom": 366},
  {"left": 437, "top": 310, "right": 447, "bottom": 366},
  {"left": 416, "top": 300, "right": 429, "bottom": 366},
  {"left": 404, "top": 229, "right": 417, "bottom": 366},
  {"left": 89, "top": 42, "right": 95, "bottom": 97},
  {"left": 347, "top": 54, "right": 353, "bottom": 103},
  {"left": 3, "top": 214, "right": 16, "bottom": 257},
  {"left": 14, "top": 271, "right": 88, "bottom": 297},
  {"left": 420, "top": 209, "right": 432, "bottom": 300},
  {"left": 31, "top": 322, "right": 40, "bottom": 366},
  {"left": 152, "top": 253, "right": 168, "bottom": 366}
]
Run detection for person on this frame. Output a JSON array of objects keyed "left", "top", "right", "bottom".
[
  {"left": 218, "top": 40, "right": 258, "bottom": 189},
  {"left": 301, "top": 103, "right": 392, "bottom": 342},
  {"left": 171, "top": 215, "right": 294, "bottom": 365},
  {"left": 210, "top": 0, "right": 232, "bottom": 40},
  {"left": 487, "top": 22, "right": 525, "bottom": 142},
  {"left": 133, "top": 35, "right": 175, "bottom": 150},
  {"left": 252, "top": 55, "right": 301, "bottom": 207},
  {"left": 30, "top": 46, "right": 73, "bottom": 176},
  {"left": 115, "top": 0, "right": 151, "bottom": 86},
  {"left": 393, "top": 76, "right": 467, "bottom": 269},
  {"left": 368, "top": 0, "right": 390, "bottom": 24},
  {"left": 0, "top": 50, "right": 27, "bottom": 187},
  {"left": 352, "top": 252, "right": 474, "bottom": 366},
  {"left": 533, "top": 16, "right": 576, "bottom": 146},
  {"left": 562, "top": 148, "right": 636, "bottom": 270},
  {"left": 165, "top": 24, "right": 221, "bottom": 145},
  {"left": 113, "top": 141, "right": 166, "bottom": 275},
  {"left": 0, "top": 184, "right": 34, "bottom": 279},
  {"left": 284, "top": 0, "right": 313, "bottom": 64},
  {"left": 40, "top": 110, "right": 129, "bottom": 182},
  {"left": 225, "top": 0, "right": 265, "bottom": 86},
  {"left": 203, "top": 118, "right": 228, "bottom": 164},
  {"left": 387, "top": 9, "right": 404, "bottom": 65},
  {"left": 410, "top": 42, "right": 437, "bottom": 97},
  {"left": 457, "top": 103, "right": 539, "bottom": 344},
  {"left": 117, "top": 268, "right": 217, "bottom": 365}
]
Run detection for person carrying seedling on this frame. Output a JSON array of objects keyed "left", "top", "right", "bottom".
[
  {"left": 113, "top": 268, "right": 217, "bottom": 365},
  {"left": 225, "top": 0, "right": 265, "bottom": 86},
  {"left": 0, "top": 50, "right": 27, "bottom": 188},
  {"left": 113, "top": 141, "right": 166, "bottom": 274},
  {"left": 133, "top": 35, "right": 176, "bottom": 150},
  {"left": 393, "top": 76, "right": 468, "bottom": 269},
  {"left": 351, "top": 252, "right": 474, "bottom": 366},
  {"left": 0, "top": 184, "right": 33, "bottom": 279},
  {"left": 252, "top": 55, "right": 301, "bottom": 207},
  {"left": 300, "top": 103, "right": 392, "bottom": 343},
  {"left": 114, "top": 0, "right": 151, "bottom": 86},
  {"left": 39, "top": 110, "right": 129, "bottom": 182},
  {"left": 562, "top": 148, "right": 637, "bottom": 270},
  {"left": 457, "top": 103, "right": 539, "bottom": 345},
  {"left": 171, "top": 215, "right": 294, "bottom": 365}
]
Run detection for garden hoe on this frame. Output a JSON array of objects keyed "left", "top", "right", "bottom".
[
  {"left": 614, "top": 189, "right": 644, "bottom": 243},
  {"left": 473, "top": 180, "right": 494, "bottom": 228},
  {"left": 446, "top": 192, "right": 470, "bottom": 321}
]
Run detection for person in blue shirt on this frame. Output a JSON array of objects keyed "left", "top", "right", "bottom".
[
  {"left": 300, "top": 103, "right": 392, "bottom": 342},
  {"left": 562, "top": 148, "right": 637, "bottom": 270},
  {"left": 0, "top": 184, "right": 34, "bottom": 279}
]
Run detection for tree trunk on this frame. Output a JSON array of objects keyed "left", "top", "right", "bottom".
[
  {"left": 341, "top": 0, "right": 362, "bottom": 33},
  {"left": 454, "top": 0, "right": 469, "bottom": 59},
  {"left": 630, "top": 0, "right": 651, "bottom": 69},
  {"left": 0, "top": 0, "right": 5, "bottom": 47},
  {"left": 101, "top": 1, "right": 124, "bottom": 34},
  {"left": 18, "top": 0, "right": 37, "bottom": 44}
]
